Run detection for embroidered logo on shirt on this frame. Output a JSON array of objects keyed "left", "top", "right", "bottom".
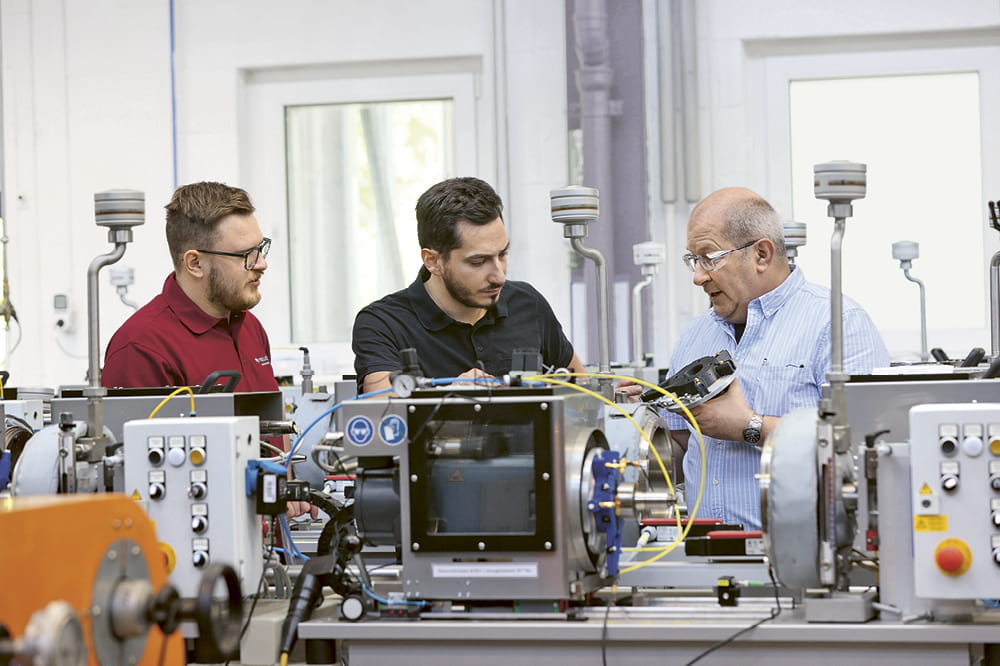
[{"left": 255, "top": 355, "right": 271, "bottom": 367}]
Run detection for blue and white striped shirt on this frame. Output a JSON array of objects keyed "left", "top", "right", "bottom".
[{"left": 663, "top": 266, "right": 889, "bottom": 530}]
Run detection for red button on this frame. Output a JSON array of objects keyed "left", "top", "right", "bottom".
[{"left": 936, "top": 546, "right": 965, "bottom": 573}]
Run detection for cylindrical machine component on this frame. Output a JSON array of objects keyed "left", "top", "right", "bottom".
[
  {"left": 892, "top": 240, "right": 919, "bottom": 263},
  {"left": 109, "top": 579, "right": 155, "bottom": 640},
  {"left": 615, "top": 482, "right": 675, "bottom": 520},
  {"left": 16, "top": 601, "right": 87, "bottom": 666},
  {"left": 94, "top": 190, "right": 145, "bottom": 229},
  {"left": 354, "top": 466, "right": 401, "bottom": 546},
  {"left": 340, "top": 595, "right": 367, "bottom": 622},
  {"left": 260, "top": 420, "right": 297, "bottom": 436},
  {"left": 783, "top": 220, "right": 807, "bottom": 263},
  {"left": 551, "top": 186, "right": 600, "bottom": 237},
  {"left": 298, "top": 347, "right": 315, "bottom": 395},
  {"left": 813, "top": 161, "right": 867, "bottom": 205},
  {"left": 633, "top": 241, "right": 666, "bottom": 272}
]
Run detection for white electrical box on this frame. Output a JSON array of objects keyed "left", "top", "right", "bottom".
[
  {"left": 53, "top": 293, "right": 74, "bottom": 333},
  {"left": 123, "top": 416, "right": 263, "bottom": 601},
  {"left": 910, "top": 403, "right": 1000, "bottom": 599}
]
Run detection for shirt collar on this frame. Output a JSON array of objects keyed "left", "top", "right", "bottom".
[
  {"left": 708, "top": 264, "right": 803, "bottom": 326},
  {"left": 407, "top": 268, "right": 508, "bottom": 331},
  {"left": 163, "top": 273, "right": 240, "bottom": 335},
  {"left": 755, "top": 264, "right": 803, "bottom": 318}
]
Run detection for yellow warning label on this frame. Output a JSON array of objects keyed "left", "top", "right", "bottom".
[
  {"left": 919, "top": 483, "right": 932, "bottom": 495},
  {"left": 448, "top": 469, "right": 465, "bottom": 483},
  {"left": 130, "top": 489, "right": 142, "bottom": 500},
  {"left": 914, "top": 515, "right": 948, "bottom": 532}
]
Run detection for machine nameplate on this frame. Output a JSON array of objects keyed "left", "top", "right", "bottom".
[
  {"left": 431, "top": 563, "right": 539, "bottom": 578},
  {"left": 914, "top": 515, "right": 947, "bottom": 532}
]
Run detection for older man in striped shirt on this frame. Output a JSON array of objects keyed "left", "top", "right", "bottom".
[{"left": 663, "top": 187, "right": 888, "bottom": 530}]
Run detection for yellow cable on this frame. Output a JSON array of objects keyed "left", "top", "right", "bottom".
[
  {"left": 527, "top": 372, "right": 707, "bottom": 573},
  {"left": 147, "top": 386, "right": 197, "bottom": 419},
  {"left": 527, "top": 375, "right": 675, "bottom": 493}
]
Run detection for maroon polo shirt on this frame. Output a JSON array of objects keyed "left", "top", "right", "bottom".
[{"left": 102, "top": 274, "right": 278, "bottom": 392}]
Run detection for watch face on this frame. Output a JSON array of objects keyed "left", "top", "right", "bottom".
[{"left": 743, "top": 414, "right": 763, "bottom": 443}]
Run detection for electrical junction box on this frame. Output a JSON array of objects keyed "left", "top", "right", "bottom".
[
  {"left": 123, "top": 416, "right": 263, "bottom": 608},
  {"left": 910, "top": 403, "right": 1000, "bottom": 599}
]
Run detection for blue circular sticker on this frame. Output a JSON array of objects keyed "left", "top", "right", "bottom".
[
  {"left": 346, "top": 415, "right": 375, "bottom": 446},
  {"left": 379, "top": 414, "right": 407, "bottom": 446}
]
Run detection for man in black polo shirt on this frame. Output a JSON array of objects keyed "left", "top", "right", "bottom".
[{"left": 352, "top": 177, "right": 584, "bottom": 392}]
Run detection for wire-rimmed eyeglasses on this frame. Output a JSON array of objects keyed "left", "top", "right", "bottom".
[
  {"left": 198, "top": 238, "right": 271, "bottom": 270},
  {"left": 682, "top": 239, "right": 760, "bottom": 273}
]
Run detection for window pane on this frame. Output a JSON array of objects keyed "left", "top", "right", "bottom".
[
  {"left": 789, "top": 73, "right": 982, "bottom": 359},
  {"left": 285, "top": 99, "right": 454, "bottom": 343}
]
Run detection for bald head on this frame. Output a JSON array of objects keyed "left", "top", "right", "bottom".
[
  {"left": 690, "top": 187, "right": 787, "bottom": 259},
  {"left": 685, "top": 187, "right": 791, "bottom": 323}
]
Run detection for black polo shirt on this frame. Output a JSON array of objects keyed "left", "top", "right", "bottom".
[{"left": 352, "top": 269, "right": 576, "bottom": 386}]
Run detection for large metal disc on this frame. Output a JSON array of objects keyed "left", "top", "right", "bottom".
[{"left": 760, "top": 406, "right": 821, "bottom": 589}]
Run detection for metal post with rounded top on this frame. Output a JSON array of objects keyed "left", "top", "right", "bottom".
[
  {"left": 86, "top": 190, "right": 144, "bottom": 441},
  {"left": 892, "top": 240, "right": 928, "bottom": 361},
  {"left": 551, "top": 186, "right": 611, "bottom": 395}
]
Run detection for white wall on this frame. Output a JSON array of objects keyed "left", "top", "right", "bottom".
[
  {"left": 653, "top": 0, "right": 1000, "bottom": 365},
  {"left": 4, "top": 0, "right": 1000, "bottom": 389},
  {"left": 2, "top": 0, "right": 175, "bottom": 388},
  {"left": 1, "top": 0, "right": 571, "bottom": 387}
]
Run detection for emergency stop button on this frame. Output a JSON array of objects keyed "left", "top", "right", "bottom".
[{"left": 934, "top": 538, "right": 972, "bottom": 576}]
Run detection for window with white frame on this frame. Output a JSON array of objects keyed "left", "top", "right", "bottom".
[
  {"left": 284, "top": 99, "right": 453, "bottom": 342},
  {"left": 762, "top": 45, "right": 1000, "bottom": 362},
  {"left": 243, "top": 69, "right": 478, "bottom": 375}
]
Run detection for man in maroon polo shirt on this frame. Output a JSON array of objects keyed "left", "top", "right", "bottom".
[
  {"left": 102, "top": 182, "right": 316, "bottom": 519},
  {"left": 102, "top": 182, "right": 277, "bottom": 392}
]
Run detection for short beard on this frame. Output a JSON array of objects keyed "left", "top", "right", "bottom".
[
  {"left": 207, "top": 264, "right": 261, "bottom": 314},
  {"left": 442, "top": 267, "right": 500, "bottom": 310}
]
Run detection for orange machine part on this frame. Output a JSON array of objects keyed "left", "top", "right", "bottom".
[{"left": 0, "top": 494, "right": 185, "bottom": 665}]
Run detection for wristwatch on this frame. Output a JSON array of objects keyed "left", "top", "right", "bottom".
[{"left": 742, "top": 413, "right": 764, "bottom": 444}]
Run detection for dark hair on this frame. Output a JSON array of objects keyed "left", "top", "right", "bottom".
[
  {"left": 416, "top": 177, "right": 504, "bottom": 255},
  {"left": 165, "top": 182, "right": 255, "bottom": 268}
]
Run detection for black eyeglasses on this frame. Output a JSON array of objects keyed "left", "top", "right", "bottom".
[{"left": 198, "top": 238, "right": 271, "bottom": 270}]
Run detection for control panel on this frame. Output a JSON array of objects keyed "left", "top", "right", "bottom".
[
  {"left": 123, "top": 416, "right": 262, "bottom": 599},
  {"left": 910, "top": 403, "right": 1000, "bottom": 599}
]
